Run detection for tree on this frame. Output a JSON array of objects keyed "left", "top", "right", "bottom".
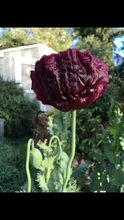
[
  {"left": 29, "top": 28, "right": 71, "bottom": 52},
  {"left": 0, "top": 28, "right": 72, "bottom": 52},
  {"left": 0, "top": 28, "right": 33, "bottom": 49},
  {"left": 71, "top": 27, "right": 124, "bottom": 69}
]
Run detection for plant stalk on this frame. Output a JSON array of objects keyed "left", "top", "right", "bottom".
[
  {"left": 62, "top": 110, "right": 76, "bottom": 192},
  {"left": 46, "top": 135, "right": 62, "bottom": 186},
  {"left": 26, "top": 139, "right": 32, "bottom": 192}
]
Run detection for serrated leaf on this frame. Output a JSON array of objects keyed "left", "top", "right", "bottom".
[
  {"left": 37, "top": 140, "right": 48, "bottom": 150},
  {"left": 59, "top": 159, "right": 67, "bottom": 170},
  {"left": 49, "top": 170, "right": 63, "bottom": 192},
  {"left": 36, "top": 172, "right": 49, "bottom": 192},
  {"left": 42, "top": 157, "right": 55, "bottom": 169}
]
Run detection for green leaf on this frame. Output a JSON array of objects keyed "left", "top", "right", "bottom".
[
  {"left": 49, "top": 170, "right": 63, "bottom": 192},
  {"left": 59, "top": 159, "right": 67, "bottom": 171},
  {"left": 108, "top": 107, "right": 124, "bottom": 152},
  {"left": 102, "top": 179, "right": 113, "bottom": 192},
  {"left": 37, "top": 140, "right": 48, "bottom": 150},
  {"left": 104, "top": 147, "right": 116, "bottom": 164},
  {"left": 42, "top": 157, "right": 54, "bottom": 169},
  {"left": 74, "top": 174, "right": 88, "bottom": 188},
  {"left": 89, "top": 169, "right": 101, "bottom": 192},
  {"left": 71, "top": 160, "right": 91, "bottom": 179},
  {"left": 100, "top": 172, "right": 107, "bottom": 182},
  {"left": 58, "top": 151, "right": 69, "bottom": 163},
  {"left": 108, "top": 123, "right": 124, "bottom": 152},
  {"left": 92, "top": 148, "right": 105, "bottom": 168},
  {"left": 114, "top": 169, "right": 124, "bottom": 185},
  {"left": 91, "top": 128, "right": 95, "bottom": 132},
  {"left": 106, "top": 162, "right": 115, "bottom": 174},
  {"left": 36, "top": 171, "right": 49, "bottom": 192},
  {"left": 119, "top": 135, "right": 124, "bottom": 149},
  {"left": 122, "top": 151, "right": 124, "bottom": 162}
]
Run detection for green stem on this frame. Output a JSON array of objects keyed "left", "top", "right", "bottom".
[
  {"left": 48, "top": 135, "right": 62, "bottom": 154},
  {"left": 62, "top": 110, "right": 76, "bottom": 192},
  {"left": 26, "top": 138, "right": 32, "bottom": 192},
  {"left": 46, "top": 135, "right": 62, "bottom": 186}
]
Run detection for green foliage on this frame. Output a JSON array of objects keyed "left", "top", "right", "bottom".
[
  {"left": 108, "top": 106, "right": 124, "bottom": 153},
  {"left": 109, "top": 60, "right": 124, "bottom": 82},
  {"left": 75, "top": 81, "right": 124, "bottom": 160},
  {"left": 17, "top": 179, "right": 41, "bottom": 193},
  {"left": 29, "top": 28, "right": 72, "bottom": 52},
  {"left": 0, "top": 28, "right": 71, "bottom": 52},
  {"left": 58, "top": 151, "right": 69, "bottom": 164},
  {"left": 89, "top": 100, "right": 124, "bottom": 192},
  {"left": 0, "top": 136, "right": 38, "bottom": 192},
  {"left": 0, "top": 28, "right": 32, "bottom": 49},
  {"left": 76, "top": 106, "right": 103, "bottom": 159},
  {"left": 72, "top": 160, "right": 91, "bottom": 179},
  {"left": 47, "top": 110, "right": 72, "bottom": 155},
  {"left": 71, "top": 160, "right": 91, "bottom": 190},
  {"left": 23, "top": 139, "right": 80, "bottom": 192},
  {"left": 0, "top": 75, "right": 40, "bottom": 138},
  {"left": 108, "top": 60, "right": 124, "bottom": 107},
  {"left": 31, "top": 97, "right": 40, "bottom": 110}
]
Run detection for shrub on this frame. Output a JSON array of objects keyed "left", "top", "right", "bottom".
[
  {"left": 76, "top": 106, "right": 103, "bottom": 160},
  {"left": 0, "top": 136, "right": 38, "bottom": 192},
  {"left": 88, "top": 101, "right": 124, "bottom": 192},
  {"left": 0, "top": 75, "right": 40, "bottom": 138}
]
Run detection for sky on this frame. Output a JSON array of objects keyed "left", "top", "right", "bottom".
[
  {"left": 113, "top": 35, "right": 124, "bottom": 65},
  {"left": 0, "top": 28, "right": 2, "bottom": 36},
  {"left": 0, "top": 28, "right": 124, "bottom": 66}
]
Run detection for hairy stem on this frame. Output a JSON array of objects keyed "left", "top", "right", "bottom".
[
  {"left": 46, "top": 135, "right": 62, "bottom": 186},
  {"left": 62, "top": 110, "right": 76, "bottom": 192},
  {"left": 26, "top": 138, "right": 33, "bottom": 192},
  {"left": 48, "top": 135, "right": 62, "bottom": 154}
]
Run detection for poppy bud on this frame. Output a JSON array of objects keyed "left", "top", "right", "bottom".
[{"left": 30, "top": 148, "right": 42, "bottom": 169}]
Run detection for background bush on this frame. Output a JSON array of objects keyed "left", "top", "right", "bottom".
[
  {"left": 0, "top": 75, "right": 40, "bottom": 138},
  {"left": 0, "top": 136, "right": 38, "bottom": 192}
]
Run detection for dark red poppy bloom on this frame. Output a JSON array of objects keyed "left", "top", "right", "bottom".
[{"left": 30, "top": 49, "right": 109, "bottom": 112}]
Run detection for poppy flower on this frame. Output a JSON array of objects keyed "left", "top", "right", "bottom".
[{"left": 30, "top": 48, "right": 109, "bottom": 112}]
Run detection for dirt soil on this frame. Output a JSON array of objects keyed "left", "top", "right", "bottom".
[{"left": 32, "top": 113, "right": 52, "bottom": 147}]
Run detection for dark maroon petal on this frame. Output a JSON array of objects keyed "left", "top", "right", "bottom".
[{"left": 30, "top": 48, "right": 109, "bottom": 112}]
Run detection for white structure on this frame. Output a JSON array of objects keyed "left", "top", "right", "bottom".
[{"left": 0, "top": 43, "right": 57, "bottom": 111}]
